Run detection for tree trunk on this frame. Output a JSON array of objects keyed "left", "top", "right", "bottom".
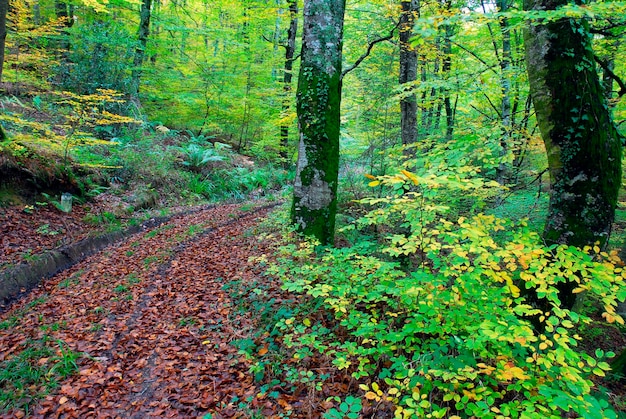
[
  {"left": 291, "top": 0, "right": 346, "bottom": 245},
  {"left": 441, "top": 20, "right": 454, "bottom": 141},
  {"left": 524, "top": 0, "right": 622, "bottom": 312},
  {"left": 399, "top": 0, "right": 419, "bottom": 150},
  {"left": 495, "top": 0, "right": 513, "bottom": 185},
  {"left": 130, "top": 0, "right": 152, "bottom": 98},
  {"left": 280, "top": 0, "right": 298, "bottom": 166},
  {"left": 0, "top": 0, "right": 7, "bottom": 83}
]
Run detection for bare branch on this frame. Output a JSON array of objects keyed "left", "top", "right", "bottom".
[{"left": 342, "top": 22, "right": 400, "bottom": 78}]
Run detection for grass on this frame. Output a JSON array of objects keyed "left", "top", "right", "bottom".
[
  {"left": 0, "top": 336, "right": 83, "bottom": 413},
  {"left": 0, "top": 297, "right": 47, "bottom": 330}
]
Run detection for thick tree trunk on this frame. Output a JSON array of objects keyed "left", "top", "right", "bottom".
[
  {"left": 291, "top": 0, "right": 346, "bottom": 245},
  {"left": 130, "top": 0, "right": 152, "bottom": 98},
  {"left": 524, "top": 6, "right": 621, "bottom": 249},
  {"left": 399, "top": 0, "right": 419, "bottom": 150},
  {"left": 280, "top": 0, "right": 298, "bottom": 166},
  {"left": 524, "top": 0, "right": 622, "bottom": 313}
]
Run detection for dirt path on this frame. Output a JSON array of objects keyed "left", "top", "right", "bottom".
[{"left": 0, "top": 203, "right": 285, "bottom": 418}]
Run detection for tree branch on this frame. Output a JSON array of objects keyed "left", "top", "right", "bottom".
[
  {"left": 342, "top": 22, "right": 400, "bottom": 78},
  {"left": 594, "top": 55, "right": 626, "bottom": 97}
]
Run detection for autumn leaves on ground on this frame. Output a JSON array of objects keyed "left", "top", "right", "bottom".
[{"left": 0, "top": 202, "right": 314, "bottom": 418}]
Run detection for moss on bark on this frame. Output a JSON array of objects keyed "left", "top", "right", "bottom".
[
  {"left": 291, "top": 0, "right": 345, "bottom": 246},
  {"left": 525, "top": 9, "right": 622, "bottom": 251}
]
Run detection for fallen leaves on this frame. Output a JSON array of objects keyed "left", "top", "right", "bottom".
[{"left": 0, "top": 202, "right": 300, "bottom": 418}]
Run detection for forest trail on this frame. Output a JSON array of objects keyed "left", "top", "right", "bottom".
[{"left": 0, "top": 203, "right": 286, "bottom": 419}]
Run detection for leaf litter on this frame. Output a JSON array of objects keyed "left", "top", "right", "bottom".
[{"left": 0, "top": 202, "right": 306, "bottom": 418}]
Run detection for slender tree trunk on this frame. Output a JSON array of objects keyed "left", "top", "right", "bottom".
[
  {"left": 130, "top": 0, "right": 152, "bottom": 98},
  {"left": 0, "top": 0, "right": 7, "bottom": 83},
  {"left": 291, "top": 0, "right": 346, "bottom": 245},
  {"left": 495, "top": 0, "right": 513, "bottom": 185},
  {"left": 441, "top": 20, "right": 454, "bottom": 141},
  {"left": 524, "top": 0, "right": 622, "bottom": 309},
  {"left": 280, "top": 0, "right": 298, "bottom": 166},
  {"left": 399, "top": 0, "right": 419, "bottom": 150}
]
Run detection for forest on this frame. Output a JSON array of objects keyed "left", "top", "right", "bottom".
[{"left": 1, "top": 0, "right": 626, "bottom": 417}]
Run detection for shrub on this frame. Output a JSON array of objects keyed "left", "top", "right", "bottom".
[{"left": 269, "top": 169, "right": 625, "bottom": 419}]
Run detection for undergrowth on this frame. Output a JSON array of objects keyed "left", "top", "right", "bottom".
[
  {"left": 0, "top": 336, "right": 83, "bottom": 413},
  {"left": 259, "top": 166, "right": 626, "bottom": 419}
]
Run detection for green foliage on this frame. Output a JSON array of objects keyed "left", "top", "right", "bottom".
[
  {"left": 324, "top": 395, "right": 362, "bottom": 419},
  {"left": 178, "top": 143, "right": 227, "bottom": 172},
  {"left": 59, "top": 20, "right": 135, "bottom": 94},
  {"left": 269, "top": 168, "right": 625, "bottom": 418}
]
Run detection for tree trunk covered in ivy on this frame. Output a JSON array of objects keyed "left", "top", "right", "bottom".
[
  {"left": 130, "top": 0, "right": 152, "bottom": 98},
  {"left": 279, "top": 0, "right": 298, "bottom": 166},
  {"left": 524, "top": 0, "right": 622, "bottom": 313},
  {"left": 524, "top": 3, "right": 621, "bottom": 250},
  {"left": 291, "top": 0, "right": 346, "bottom": 245},
  {"left": 399, "top": 0, "right": 419, "bottom": 150}
]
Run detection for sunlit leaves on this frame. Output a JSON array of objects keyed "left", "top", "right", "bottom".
[{"left": 274, "top": 166, "right": 625, "bottom": 418}]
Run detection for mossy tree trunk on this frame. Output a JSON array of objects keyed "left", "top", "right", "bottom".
[
  {"left": 524, "top": 1, "right": 622, "bottom": 251},
  {"left": 130, "top": 0, "right": 152, "bottom": 99},
  {"left": 291, "top": 0, "right": 346, "bottom": 245},
  {"left": 524, "top": 0, "right": 622, "bottom": 312}
]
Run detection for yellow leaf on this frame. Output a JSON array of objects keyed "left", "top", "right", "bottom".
[
  {"left": 303, "top": 318, "right": 312, "bottom": 327},
  {"left": 401, "top": 169, "right": 419, "bottom": 185},
  {"left": 368, "top": 181, "right": 380, "bottom": 187},
  {"left": 364, "top": 173, "right": 376, "bottom": 180},
  {"left": 364, "top": 391, "right": 379, "bottom": 400},
  {"left": 508, "top": 283, "right": 520, "bottom": 298}
]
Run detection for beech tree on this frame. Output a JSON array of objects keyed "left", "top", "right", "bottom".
[
  {"left": 291, "top": 0, "right": 346, "bottom": 245},
  {"left": 524, "top": 0, "right": 622, "bottom": 306}
]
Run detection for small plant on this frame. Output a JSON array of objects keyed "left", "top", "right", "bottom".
[
  {"left": 324, "top": 395, "right": 362, "bottom": 419},
  {"left": 35, "top": 224, "right": 59, "bottom": 236},
  {"left": 178, "top": 143, "right": 225, "bottom": 172},
  {"left": 113, "top": 284, "right": 129, "bottom": 293},
  {"left": 178, "top": 317, "right": 198, "bottom": 327}
]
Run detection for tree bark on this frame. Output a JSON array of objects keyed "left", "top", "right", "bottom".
[
  {"left": 291, "top": 0, "right": 346, "bottom": 245},
  {"left": 524, "top": 0, "right": 622, "bottom": 311},
  {"left": 130, "top": 0, "right": 152, "bottom": 98},
  {"left": 399, "top": 0, "right": 419, "bottom": 150},
  {"left": 0, "top": 0, "right": 7, "bottom": 83},
  {"left": 280, "top": 0, "right": 298, "bottom": 166},
  {"left": 495, "top": 0, "right": 513, "bottom": 185}
]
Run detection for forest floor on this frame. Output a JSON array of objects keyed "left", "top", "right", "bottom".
[
  {"left": 3, "top": 198, "right": 626, "bottom": 418},
  {"left": 0, "top": 200, "right": 318, "bottom": 418}
]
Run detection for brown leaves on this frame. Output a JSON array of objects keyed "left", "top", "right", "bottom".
[{"left": 0, "top": 203, "right": 298, "bottom": 418}]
